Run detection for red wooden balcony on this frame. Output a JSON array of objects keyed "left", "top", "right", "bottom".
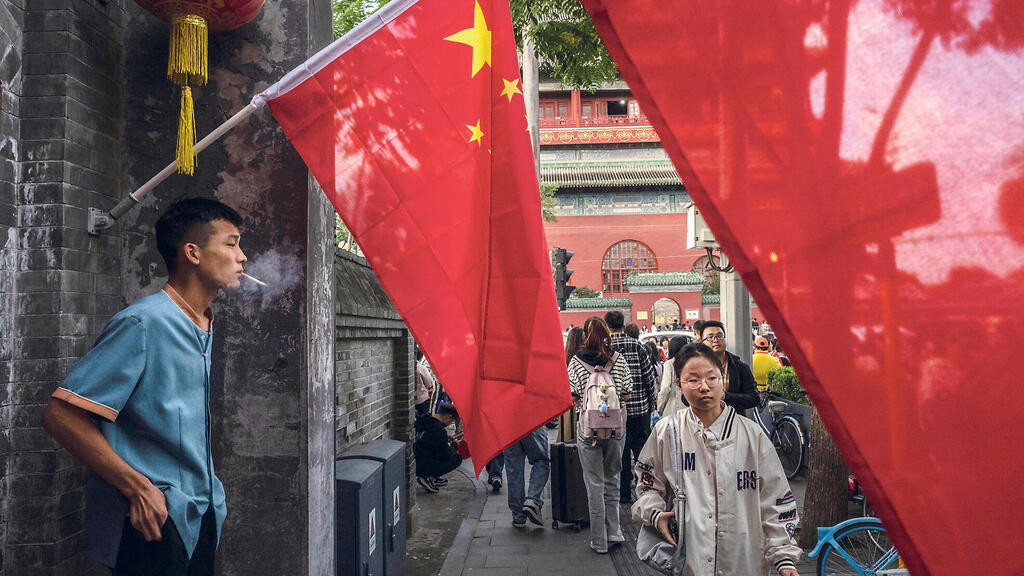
[{"left": 539, "top": 113, "right": 651, "bottom": 128}]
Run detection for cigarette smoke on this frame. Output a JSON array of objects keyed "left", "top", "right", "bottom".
[{"left": 236, "top": 247, "right": 303, "bottom": 305}]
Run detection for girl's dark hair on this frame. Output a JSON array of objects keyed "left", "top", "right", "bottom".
[
  {"left": 565, "top": 327, "right": 584, "bottom": 366},
  {"left": 667, "top": 336, "right": 689, "bottom": 359},
  {"left": 643, "top": 341, "right": 661, "bottom": 365},
  {"left": 581, "top": 316, "right": 613, "bottom": 365},
  {"left": 672, "top": 343, "right": 723, "bottom": 380}
]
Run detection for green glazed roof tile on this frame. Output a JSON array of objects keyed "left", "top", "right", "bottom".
[
  {"left": 564, "top": 297, "right": 632, "bottom": 309},
  {"left": 624, "top": 272, "right": 704, "bottom": 287},
  {"left": 541, "top": 160, "right": 681, "bottom": 188}
]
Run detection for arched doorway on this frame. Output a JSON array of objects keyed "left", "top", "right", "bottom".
[
  {"left": 651, "top": 298, "right": 681, "bottom": 328},
  {"left": 602, "top": 240, "right": 658, "bottom": 295}
]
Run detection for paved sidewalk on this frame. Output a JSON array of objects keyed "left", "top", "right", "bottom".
[
  {"left": 434, "top": 429, "right": 818, "bottom": 576},
  {"left": 438, "top": 459, "right": 617, "bottom": 576}
]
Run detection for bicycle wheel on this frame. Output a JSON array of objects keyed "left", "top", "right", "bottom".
[
  {"left": 858, "top": 497, "right": 892, "bottom": 553},
  {"left": 774, "top": 417, "right": 804, "bottom": 479},
  {"left": 816, "top": 521, "right": 898, "bottom": 576}
]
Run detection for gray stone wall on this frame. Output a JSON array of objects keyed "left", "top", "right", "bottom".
[
  {"left": 2, "top": 1, "right": 125, "bottom": 574},
  {"left": 0, "top": 3, "right": 22, "bottom": 575},
  {"left": 334, "top": 248, "right": 418, "bottom": 522},
  {"left": 0, "top": 0, "right": 416, "bottom": 573},
  {"left": 116, "top": 1, "right": 335, "bottom": 574}
]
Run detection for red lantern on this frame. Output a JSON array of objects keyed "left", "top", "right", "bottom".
[{"left": 133, "top": 0, "right": 265, "bottom": 174}]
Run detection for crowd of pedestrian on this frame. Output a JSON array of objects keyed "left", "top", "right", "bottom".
[{"left": 409, "top": 310, "right": 803, "bottom": 574}]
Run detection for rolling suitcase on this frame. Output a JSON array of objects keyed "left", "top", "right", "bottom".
[
  {"left": 549, "top": 441, "right": 590, "bottom": 531},
  {"left": 556, "top": 409, "right": 577, "bottom": 443}
]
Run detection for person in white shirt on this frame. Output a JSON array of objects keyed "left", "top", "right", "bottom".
[
  {"left": 415, "top": 348, "right": 436, "bottom": 417},
  {"left": 633, "top": 343, "right": 801, "bottom": 576}
]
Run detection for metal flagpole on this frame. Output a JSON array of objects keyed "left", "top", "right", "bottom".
[{"left": 88, "top": 102, "right": 260, "bottom": 234}]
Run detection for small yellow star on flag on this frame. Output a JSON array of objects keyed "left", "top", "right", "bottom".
[
  {"left": 444, "top": 1, "right": 492, "bottom": 78},
  {"left": 500, "top": 78, "right": 522, "bottom": 102},
  {"left": 466, "top": 120, "right": 485, "bottom": 146}
]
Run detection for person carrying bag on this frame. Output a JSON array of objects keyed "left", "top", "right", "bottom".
[
  {"left": 631, "top": 343, "right": 802, "bottom": 576},
  {"left": 635, "top": 412, "right": 686, "bottom": 575}
]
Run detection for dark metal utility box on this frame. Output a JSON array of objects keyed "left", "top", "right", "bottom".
[
  {"left": 336, "top": 458, "right": 384, "bottom": 576},
  {"left": 339, "top": 440, "right": 407, "bottom": 576}
]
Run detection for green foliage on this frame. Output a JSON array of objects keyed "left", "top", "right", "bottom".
[
  {"left": 336, "top": 217, "right": 362, "bottom": 255},
  {"left": 571, "top": 286, "right": 599, "bottom": 299},
  {"left": 540, "top": 182, "right": 559, "bottom": 222},
  {"left": 766, "top": 366, "right": 809, "bottom": 405},
  {"left": 510, "top": 0, "right": 618, "bottom": 90},
  {"left": 701, "top": 270, "right": 720, "bottom": 295},
  {"left": 333, "top": 0, "right": 389, "bottom": 39}
]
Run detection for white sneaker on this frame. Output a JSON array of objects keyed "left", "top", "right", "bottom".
[{"left": 608, "top": 533, "right": 625, "bottom": 544}]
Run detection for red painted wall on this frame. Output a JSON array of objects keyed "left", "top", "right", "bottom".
[
  {"left": 543, "top": 213, "right": 706, "bottom": 294},
  {"left": 701, "top": 305, "right": 763, "bottom": 323},
  {"left": 559, "top": 308, "right": 629, "bottom": 330}
]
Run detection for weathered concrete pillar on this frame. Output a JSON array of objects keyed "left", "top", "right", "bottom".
[
  {"left": 120, "top": 1, "right": 335, "bottom": 574},
  {"left": 2, "top": 1, "right": 125, "bottom": 574}
]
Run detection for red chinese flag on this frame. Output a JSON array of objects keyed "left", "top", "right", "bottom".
[
  {"left": 258, "top": 0, "right": 570, "bottom": 472},
  {"left": 581, "top": 1, "right": 1024, "bottom": 573}
]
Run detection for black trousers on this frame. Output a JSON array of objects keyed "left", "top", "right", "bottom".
[
  {"left": 417, "top": 451, "right": 463, "bottom": 478},
  {"left": 620, "top": 414, "right": 651, "bottom": 499},
  {"left": 112, "top": 510, "right": 216, "bottom": 576}
]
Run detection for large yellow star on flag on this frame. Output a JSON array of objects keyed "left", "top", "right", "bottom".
[
  {"left": 465, "top": 120, "right": 485, "bottom": 146},
  {"left": 444, "top": 1, "right": 492, "bottom": 78},
  {"left": 500, "top": 78, "right": 523, "bottom": 102}
]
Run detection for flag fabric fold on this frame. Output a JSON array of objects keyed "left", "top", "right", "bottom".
[
  {"left": 258, "top": 0, "right": 570, "bottom": 473},
  {"left": 580, "top": 1, "right": 1024, "bottom": 574}
]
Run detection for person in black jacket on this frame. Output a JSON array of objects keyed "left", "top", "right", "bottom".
[
  {"left": 694, "top": 321, "right": 759, "bottom": 415},
  {"left": 415, "top": 403, "right": 462, "bottom": 493}
]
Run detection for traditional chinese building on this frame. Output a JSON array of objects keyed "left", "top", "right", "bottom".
[
  {"left": 537, "top": 79, "right": 757, "bottom": 329},
  {"left": 538, "top": 78, "right": 771, "bottom": 330}
]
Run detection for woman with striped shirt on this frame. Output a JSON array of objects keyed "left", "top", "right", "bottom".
[{"left": 568, "top": 316, "right": 634, "bottom": 553}]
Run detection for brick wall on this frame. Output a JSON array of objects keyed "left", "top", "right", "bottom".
[
  {"left": 3, "top": 1, "right": 124, "bottom": 574},
  {"left": 0, "top": 3, "right": 23, "bottom": 575},
  {"left": 333, "top": 248, "right": 418, "bottom": 523}
]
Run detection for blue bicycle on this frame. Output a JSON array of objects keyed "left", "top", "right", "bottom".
[{"left": 808, "top": 517, "right": 901, "bottom": 575}]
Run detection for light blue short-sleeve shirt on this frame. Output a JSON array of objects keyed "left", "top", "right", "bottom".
[{"left": 54, "top": 289, "right": 226, "bottom": 567}]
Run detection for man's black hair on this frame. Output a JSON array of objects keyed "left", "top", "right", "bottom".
[
  {"left": 691, "top": 320, "right": 705, "bottom": 336},
  {"left": 604, "top": 310, "right": 625, "bottom": 330},
  {"left": 699, "top": 320, "right": 725, "bottom": 338},
  {"left": 436, "top": 403, "right": 459, "bottom": 420},
  {"left": 623, "top": 323, "right": 640, "bottom": 339},
  {"left": 155, "top": 198, "right": 243, "bottom": 275},
  {"left": 416, "top": 347, "right": 424, "bottom": 361}
]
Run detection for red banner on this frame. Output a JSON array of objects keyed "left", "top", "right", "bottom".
[
  {"left": 581, "top": 0, "right": 1024, "bottom": 573},
  {"left": 263, "top": 0, "right": 570, "bottom": 473}
]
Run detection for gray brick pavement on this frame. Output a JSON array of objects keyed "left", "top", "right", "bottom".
[{"left": 437, "top": 428, "right": 819, "bottom": 576}]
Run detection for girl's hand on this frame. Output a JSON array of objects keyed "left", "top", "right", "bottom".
[{"left": 655, "top": 510, "right": 676, "bottom": 546}]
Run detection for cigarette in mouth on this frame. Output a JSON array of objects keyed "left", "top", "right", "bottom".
[{"left": 241, "top": 273, "right": 268, "bottom": 286}]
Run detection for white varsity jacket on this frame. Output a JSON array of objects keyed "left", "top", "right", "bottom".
[{"left": 632, "top": 405, "right": 802, "bottom": 576}]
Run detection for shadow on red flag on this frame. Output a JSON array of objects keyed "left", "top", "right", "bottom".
[
  {"left": 581, "top": 0, "right": 1024, "bottom": 574},
  {"left": 258, "top": 0, "right": 571, "bottom": 473}
]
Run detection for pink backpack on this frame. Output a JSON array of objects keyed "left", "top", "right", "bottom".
[{"left": 577, "top": 352, "right": 625, "bottom": 443}]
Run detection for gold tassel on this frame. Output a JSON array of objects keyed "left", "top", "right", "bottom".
[
  {"left": 167, "top": 13, "right": 208, "bottom": 86},
  {"left": 168, "top": 13, "right": 206, "bottom": 176},
  {"left": 176, "top": 86, "right": 196, "bottom": 175}
]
